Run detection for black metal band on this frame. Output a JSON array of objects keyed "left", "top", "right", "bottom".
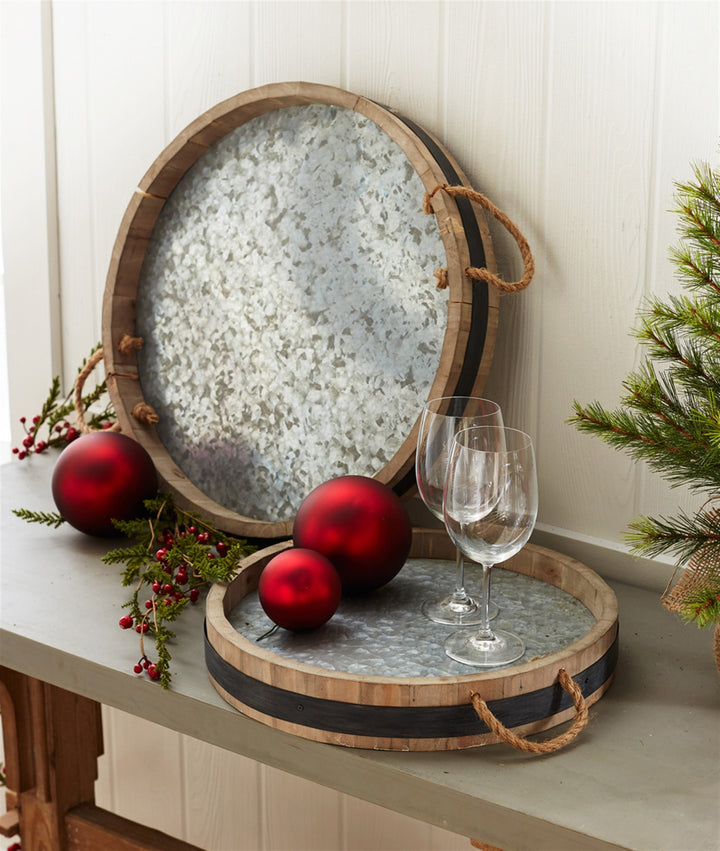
[
  {"left": 374, "top": 105, "right": 491, "bottom": 497},
  {"left": 204, "top": 621, "right": 618, "bottom": 741}
]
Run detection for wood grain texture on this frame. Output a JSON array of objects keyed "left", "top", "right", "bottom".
[
  {"left": 102, "top": 80, "right": 496, "bottom": 538},
  {"left": 206, "top": 531, "right": 618, "bottom": 750}
]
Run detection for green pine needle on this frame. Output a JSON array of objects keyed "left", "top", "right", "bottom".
[
  {"left": 12, "top": 507, "right": 66, "bottom": 528},
  {"left": 571, "top": 159, "right": 720, "bottom": 629}
]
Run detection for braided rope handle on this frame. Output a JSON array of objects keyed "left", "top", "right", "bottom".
[
  {"left": 471, "top": 668, "right": 589, "bottom": 754},
  {"left": 74, "top": 337, "right": 158, "bottom": 431},
  {"left": 424, "top": 183, "right": 535, "bottom": 293},
  {"left": 74, "top": 348, "right": 121, "bottom": 434}
]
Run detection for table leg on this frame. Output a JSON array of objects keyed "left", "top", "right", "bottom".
[{"left": 0, "top": 667, "right": 200, "bottom": 851}]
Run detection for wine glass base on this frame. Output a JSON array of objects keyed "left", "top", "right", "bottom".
[
  {"left": 444, "top": 627, "right": 525, "bottom": 667},
  {"left": 422, "top": 597, "right": 498, "bottom": 626}
]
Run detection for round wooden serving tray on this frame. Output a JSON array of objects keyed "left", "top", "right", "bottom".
[
  {"left": 102, "top": 82, "right": 499, "bottom": 539},
  {"left": 205, "top": 530, "right": 618, "bottom": 751}
]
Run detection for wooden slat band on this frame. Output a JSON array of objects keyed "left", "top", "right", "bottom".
[{"left": 204, "top": 623, "right": 618, "bottom": 741}]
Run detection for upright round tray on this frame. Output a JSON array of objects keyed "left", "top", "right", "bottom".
[
  {"left": 102, "top": 82, "right": 499, "bottom": 539},
  {"left": 205, "top": 529, "right": 618, "bottom": 751}
]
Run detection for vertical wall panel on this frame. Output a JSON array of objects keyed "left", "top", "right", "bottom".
[
  {"left": 344, "top": 1, "right": 443, "bottom": 129},
  {"left": 442, "top": 1, "right": 548, "bottom": 441},
  {"left": 181, "top": 736, "right": 263, "bottom": 850},
  {"left": 344, "top": 793, "right": 433, "bottom": 851},
  {"left": 52, "top": 1, "right": 166, "bottom": 380},
  {"left": 262, "top": 765, "right": 343, "bottom": 851},
  {"left": 98, "top": 708, "right": 187, "bottom": 842},
  {"left": 633, "top": 0, "right": 720, "bottom": 526},
  {"left": 535, "top": 2, "right": 659, "bottom": 540},
  {"left": 1, "top": 0, "right": 61, "bottom": 447},
  {"left": 165, "top": 2, "right": 253, "bottom": 137},
  {"left": 253, "top": 0, "right": 344, "bottom": 87}
]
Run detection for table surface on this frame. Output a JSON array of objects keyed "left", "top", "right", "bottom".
[{"left": 1, "top": 455, "right": 719, "bottom": 851}]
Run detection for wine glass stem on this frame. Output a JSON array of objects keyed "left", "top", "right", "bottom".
[
  {"left": 478, "top": 564, "right": 495, "bottom": 640},
  {"left": 450, "top": 549, "right": 471, "bottom": 605}
]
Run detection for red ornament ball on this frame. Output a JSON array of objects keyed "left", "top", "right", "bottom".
[
  {"left": 258, "top": 548, "right": 342, "bottom": 631},
  {"left": 292, "top": 475, "right": 412, "bottom": 594},
  {"left": 51, "top": 431, "right": 158, "bottom": 536}
]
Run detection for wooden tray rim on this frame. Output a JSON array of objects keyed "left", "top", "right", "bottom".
[
  {"left": 205, "top": 531, "right": 619, "bottom": 700},
  {"left": 102, "top": 81, "right": 500, "bottom": 539}
]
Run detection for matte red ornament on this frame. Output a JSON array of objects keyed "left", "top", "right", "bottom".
[
  {"left": 292, "top": 475, "right": 412, "bottom": 593},
  {"left": 258, "top": 548, "right": 342, "bottom": 631},
  {"left": 51, "top": 431, "right": 158, "bottom": 536}
]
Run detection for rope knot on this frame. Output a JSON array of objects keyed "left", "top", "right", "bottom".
[
  {"left": 423, "top": 183, "right": 534, "bottom": 294},
  {"left": 470, "top": 667, "right": 588, "bottom": 754}
]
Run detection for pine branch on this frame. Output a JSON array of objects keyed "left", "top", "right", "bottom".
[
  {"left": 12, "top": 507, "right": 66, "bottom": 528},
  {"left": 626, "top": 509, "right": 720, "bottom": 563},
  {"left": 569, "top": 400, "right": 720, "bottom": 491},
  {"left": 679, "top": 581, "right": 720, "bottom": 628}
]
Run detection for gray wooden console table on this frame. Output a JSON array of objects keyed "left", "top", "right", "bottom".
[{"left": 1, "top": 456, "right": 718, "bottom": 850}]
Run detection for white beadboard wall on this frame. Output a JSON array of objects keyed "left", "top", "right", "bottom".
[{"left": 1, "top": 1, "right": 719, "bottom": 849}]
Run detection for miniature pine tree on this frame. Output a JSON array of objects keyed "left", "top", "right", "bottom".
[{"left": 570, "top": 160, "right": 720, "bottom": 642}]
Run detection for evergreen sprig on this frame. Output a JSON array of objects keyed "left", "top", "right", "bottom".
[
  {"left": 109, "top": 493, "right": 256, "bottom": 688},
  {"left": 570, "top": 159, "right": 720, "bottom": 630},
  {"left": 12, "top": 507, "right": 66, "bottom": 528},
  {"left": 11, "top": 343, "right": 115, "bottom": 459}
]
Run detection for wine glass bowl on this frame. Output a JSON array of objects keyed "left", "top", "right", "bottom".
[
  {"left": 443, "top": 425, "right": 538, "bottom": 667},
  {"left": 415, "top": 396, "right": 503, "bottom": 625}
]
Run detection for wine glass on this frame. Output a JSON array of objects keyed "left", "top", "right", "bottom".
[
  {"left": 415, "top": 396, "right": 503, "bottom": 625},
  {"left": 443, "top": 425, "right": 538, "bottom": 667}
]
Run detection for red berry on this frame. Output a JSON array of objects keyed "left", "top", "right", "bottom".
[
  {"left": 65, "top": 427, "right": 79, "bottom": 442},
  {"left": 148, "top": 664, "right": 160, "bottom": 680},
  {"left": 12, "top": 447, "right": 18, "bottom": 454},
  {"left": 22, "top": 436, "right": 34, "bottom": 448},
  {"left": 216, "top": 541, "right": 228, "bottom": 557},
  {"left": 142, "top": 659, "right": 150, "bottom": 669},
  {"left": 17, "top": 451, "right": 27, "bottom": 460},
  {"left": 206, "top": 552, "right": 215, "bottom": 560},
  {"left": 188, "top": 526, "right": 197, "bottom": 535},
  {"left": 135, "top": 623, "right": 149, "bottom": 633},
  {"left": 176, "top": 571, "right": 188, "bottom": 585},
  {"left": 19, "top": 416, "right": 26, "bottom": 424},
  {"left": 155, "top": 548, "right": 168, "bottom": 562},
  {"left": 133, "top": 664, "right": 143, "bottom": 674},
  {"left": 190, "top": 588, "right": 200, "bottom": 602},
  {"left": 32, "top": 415, "right": 40, "bottom": 424},
  {"left": 145, "top": 599, "right": 154, "bottom": 610},
  {"left": 119, "top": 615, "right": 133, "bottom": 629},
  {"left": 152, "top": 580, "right": 161, "bottom": 593},
  {"left": 163, "top": 583, "right": 173, "bottom": 594}
]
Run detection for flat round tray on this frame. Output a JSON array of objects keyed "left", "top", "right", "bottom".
[
  {"left": 102, "top": 82, "right": 499, "bottom": 538},
  {"left": 205, "top": 529, "right": 618, "bottom": 751}
]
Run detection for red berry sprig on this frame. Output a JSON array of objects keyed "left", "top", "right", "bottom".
[
  {"left": 10, "top": 347, "right": 115, "bottom": 460},
  {"left": 108, "top": 494, "right": 255, "bottom": 688}
]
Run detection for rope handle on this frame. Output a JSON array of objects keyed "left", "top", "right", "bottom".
[
  {"left": 74, "top": 337, "right": 159, "bottom": 432},
  {"left": 471, "top": 668, "right": 588, "bottom": 754},
  {"left": 424, "top": 183, "right": 535, "bottom": 294}
]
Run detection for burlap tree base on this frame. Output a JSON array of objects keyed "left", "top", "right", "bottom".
[{"left": 663, "top": 547, "right": 720, "bottom": 677}]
